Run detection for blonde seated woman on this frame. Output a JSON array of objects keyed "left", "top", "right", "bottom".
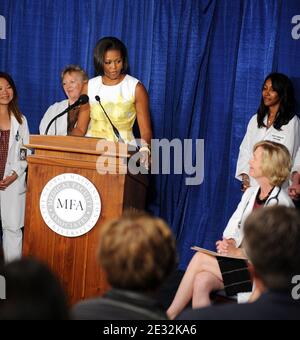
[{"left": 167, "top": 141, "right": 294, "bottom": 320}]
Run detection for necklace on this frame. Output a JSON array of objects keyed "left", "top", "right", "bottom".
[
  {"left": 268, "top": 116, "right": 275, "bottom": 127},
  {"left": 267, "top": 112, "right": 279, "bottom": 127}
]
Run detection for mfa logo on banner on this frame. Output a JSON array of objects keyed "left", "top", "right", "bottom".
[
  {"left": 40, "top": 174, "right": 101, "bottom": 237},
  {"left": 0, "top": 15, "right": 6, "bottom": 40},
  {"left": 292, "top": 15, "right": 300, "bottom": 40}
]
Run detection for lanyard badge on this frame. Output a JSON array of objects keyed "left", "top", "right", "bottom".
[{"left": 20, "top": 148, "right": 27, "bottom": 161}]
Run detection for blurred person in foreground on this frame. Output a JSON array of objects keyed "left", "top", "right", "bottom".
[
  {"left": 0, "top": 257, "right": 69, "bottom": 320},
  {"left": 72, "top": 212, "right": 176, "bottom": 320},
  {"left": 178, "top": 206, "right": 300, "bottom": 320}
]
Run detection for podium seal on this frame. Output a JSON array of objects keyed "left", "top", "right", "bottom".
[{"left": 40, "top": 173, "right": 101, "bottom": 237}]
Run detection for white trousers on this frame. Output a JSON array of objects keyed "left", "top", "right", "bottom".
[{"left": 2, "top": 228, "right": 23, "bottom": 263}]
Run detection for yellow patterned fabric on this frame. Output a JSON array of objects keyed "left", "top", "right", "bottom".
[{"left": 88, "top": 75, "right": 138, "bottom": 143}]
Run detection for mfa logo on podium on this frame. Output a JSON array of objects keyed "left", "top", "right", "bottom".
[
  {"left": 0, "top": 15, "right": 6, "bottom": 40},
  {"left": 40, "top": 174, "right": 101, "bottom": 237}
]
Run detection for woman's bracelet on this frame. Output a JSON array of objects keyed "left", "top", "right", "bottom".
[{"left": 139, "top": 146, "right": 151, "bottom": 155}]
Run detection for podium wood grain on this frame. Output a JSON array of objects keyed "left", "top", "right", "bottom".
[{"left": 23, "top": 136, "right": 147, "bottom": 305}]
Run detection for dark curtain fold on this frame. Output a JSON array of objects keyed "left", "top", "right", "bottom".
[{"left": 1, "top": 0, "right": 300, "bottom": 269}]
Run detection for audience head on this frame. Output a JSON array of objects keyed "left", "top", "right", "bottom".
[
  {"left": 60, "top": 65, "right": 88, "bottom": 104},
  {"left": 0, "top": 257, "right": 69, "bottom": 320},
  {"left": 257, "top": 72, "right": 296, "bottom": 129},
  {"left": 0, "top": 72, "right": 23, "bottom": 124},
  {"left": 249, "top": 141, "right": 291, "bottom": 186},
  {"left": 244, "top": 206, "right": 300, "bottom": 291},
  {"left": 98, "top": 211, "right": 176, "bottom": 293},
  {"left": 93, "top": 36, "right": 129, "bottom": 76}
]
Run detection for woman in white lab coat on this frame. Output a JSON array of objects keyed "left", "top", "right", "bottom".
[
  {"left": 0, "top": 72, "right": 30, "bottom": 262},
  {"left": 167, "top": 141, "right": 294, "bottom": 320},
  {"left": 39, "top": 65, "right": 88, "bottom": 135},
  {"left": 236, "top": 73, "right": 300, "bottom": 190}
]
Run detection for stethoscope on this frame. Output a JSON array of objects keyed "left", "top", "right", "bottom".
[
  {"left": 264, "top": 187, "right": 281, "bottom": 206},
  {"left": 238, "top": 187, "right": 281, "bottom": 229}
]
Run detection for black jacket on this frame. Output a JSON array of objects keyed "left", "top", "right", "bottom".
[{"left": 72, "top": 288, "right": 168, "bottom": 320}]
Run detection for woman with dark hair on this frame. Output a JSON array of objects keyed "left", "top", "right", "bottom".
[
  {"left": 236, "top": 73, "right": 300, "bottom": 190},
  {"left": 0, "top": 72, "right": 30, "bottom": 262},
  {"left": 72, "top": 37, "right": 152, "bottom": 160}
]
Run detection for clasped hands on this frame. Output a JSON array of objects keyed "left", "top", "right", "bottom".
[
  {"left": 288, "top": 172, "right": 300, "bottom": 201},
  {"left": 216, "top": 238, "right": 239, "bottom": 257},
  {"left": 241, "top": 174, "right": 250, "bottom": 192},
  {"left": 0, "top": 172, "right": 18, "bottom": 191}
]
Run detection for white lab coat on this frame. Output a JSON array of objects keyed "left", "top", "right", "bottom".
[
  {"left": 236, "top": 115, "right": 300, "bottom": 186},
  {"left": 293, "top": 147, "right": 300, "bottom": 173},
  {"left": 0, "top": 115, "right": 30, "bottom": 262},
  {"left": 39, "top": 99, "right": 69, "bottom": 135},
  {"left": 223, "top": 186, "right": 294, "bottom": 248}
]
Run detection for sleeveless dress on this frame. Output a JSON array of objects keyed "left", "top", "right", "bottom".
[
  {"left": 87, "top": 74, "right": 139, "bottom": 143},
  {"left": 0, "top": 130, "right": 10, "bottom": 180}
]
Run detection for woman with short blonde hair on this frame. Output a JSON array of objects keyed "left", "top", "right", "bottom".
[
  {"left": 60, "top": 65, "right": 89, "bottom": 83},
  {"left": 254, "top": 141, "right": 291, "bottom": 187},
  {"left": 39, "top": 64, "right": 88, "bottom": 135},
  {"left": 167, "top": 141, "right": 294, "bottom": 320}
]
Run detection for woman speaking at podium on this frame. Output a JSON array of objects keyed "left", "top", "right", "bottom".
[{"left": 71, "top": 37, "right": 152, "bottom": 157}]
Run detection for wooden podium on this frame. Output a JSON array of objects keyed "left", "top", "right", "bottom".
[{"left": 23, "top": 135, "right": 148, "bottom": 305}]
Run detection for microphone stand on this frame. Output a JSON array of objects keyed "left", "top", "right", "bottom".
[
  {"left": 44, "top": 94, "right": 89, "bottom": 135},
  {"left": 45, "top": 109, "right": 69, "bottom": 135},
  {"left": 95, "top": 96, "right": 124, "bottom": 143}
]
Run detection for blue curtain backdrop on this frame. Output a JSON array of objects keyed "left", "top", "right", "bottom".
[{"left": 1, "top": 0, "right": 300, "bottom": 269}]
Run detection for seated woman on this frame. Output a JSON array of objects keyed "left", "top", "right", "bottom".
[
  {"left": 167, "top": 141, "right": 294, "bottom": 320},
  {"left": 39, "top": 65, "right": 88, "bottom": 135}
]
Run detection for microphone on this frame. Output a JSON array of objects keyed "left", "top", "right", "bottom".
[
  {"left": 95, "top": 95, "right": 124, "bottom": 143},
  {"left": 45, "top": 94, "right": 89, "bottom": 135}
]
